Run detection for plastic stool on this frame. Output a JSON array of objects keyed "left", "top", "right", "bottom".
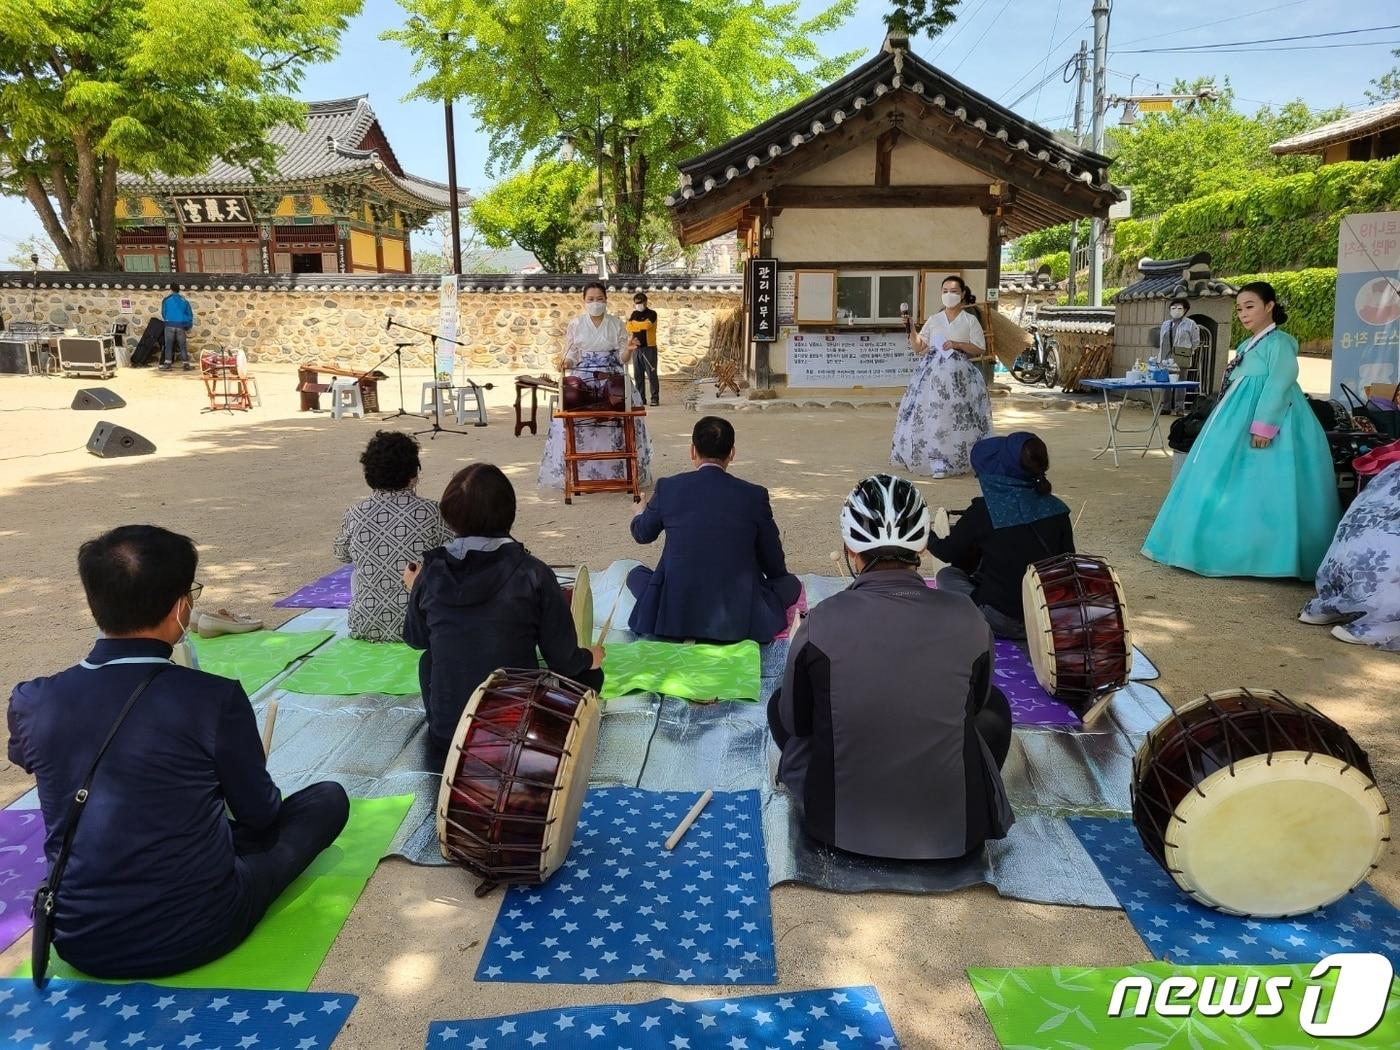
[
  {"left": 455, "top": 384, "right": 488, "bottom": 427},
  {"left": 421, "top": 381, "right": 446, "bottom": 413},
  {"left": 330, "top": 376, "right": 364, "bottom": 419}
]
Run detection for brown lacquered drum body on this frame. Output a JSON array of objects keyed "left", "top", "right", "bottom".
[
  {"left": 562, "top": 369, "right": 626, "bottom": 411},
  {"left": 1022, "top": 554, "right": 1132, "bottom": 711},
  {"left": 1132, "top": 688, "right": 1389, "bottom": 917},
  {"left": 436, "top": 669, "right": 600, "bottom": 893}
]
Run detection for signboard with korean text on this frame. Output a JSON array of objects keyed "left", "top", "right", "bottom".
[
  {"left": 1332, "top": 212, "right": 1400, "bottom": 400},
  {"left": 776, "top": 271, "right": 796, "bottom": 325},
  {"left": 171, "top": 196, "right": 253, "bottom": 225},
  {"left": 750, "top": 258, "right": 778, "bottom": 341},
  {"left": 435, "top": 275, "right": 459, "bottom": 386},
  {"left": 787, "top": 332, "right": 918, "bottom": 388}
]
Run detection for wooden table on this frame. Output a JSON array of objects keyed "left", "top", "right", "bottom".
[
  {"left": 555, "top": 408, "right": 647, "bottom": 504},
  {"left": 514, "top": 374, "right": 559, "bottom": 435},
  {"left": 297, "top": 364, "right": 387, "bottom": 412}
]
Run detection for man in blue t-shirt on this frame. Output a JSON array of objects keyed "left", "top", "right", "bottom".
[
  {"left": 7, "top": 525, "right": 348, "bottom": 978},
  {"left": 159, "top": 283, "right": 194, "bottom": 371}
]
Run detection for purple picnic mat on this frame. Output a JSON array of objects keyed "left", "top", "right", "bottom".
[
  {"left": 274, "top": 564, "right": 353, "bottom": 609},
  {"left": 0, "top": 810, "right": 48, "bottom": 950},
  {"left": 922, "top": 577, "right": 1080, "bottom": 726}
]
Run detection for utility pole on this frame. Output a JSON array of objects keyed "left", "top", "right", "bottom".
[
  {"left": 1089, "top": 0, "right": 1110, "bottom": 306},
  {"left": 442, "top": 32, "right": 462, "bottom": 275},
  {"left": 1066, "top": 39, "right": 1089, "bottom": 304}
]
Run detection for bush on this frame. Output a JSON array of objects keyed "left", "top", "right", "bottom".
[
  {"left": 1007, "top": 223, "right": 1072, "bottom": 262},
  {"left": 1225, "top": 269, "right": 1336, "bottom": 345},
  {"left": 1039, "top": 251, "right": 1071, "bottom": 282}
]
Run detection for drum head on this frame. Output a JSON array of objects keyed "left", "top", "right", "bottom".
[
  {"left": 539, "top": 688, "right": 601, "bottom": 879},
  {"left": 1023, "top": 567, "right": 1058, "bottom": 694},
  {"left": 1166, "top": 753, "right": 1389, "bottom": 916},
  {"left": 571, "top": 564, "right": 593, "bottom": 646}
]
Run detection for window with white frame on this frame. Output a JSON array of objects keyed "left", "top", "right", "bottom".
[{"left": 835, "top": 271, "right": 917, "bottom": 324}]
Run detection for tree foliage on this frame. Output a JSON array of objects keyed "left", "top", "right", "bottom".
[
  {"left": 1108, "top": 81, "right": 1345, "bottom": 216},
  {"left": 1368, "top": 49, "right": 1400, "bottom": 103},
  {"left": 884, "top": 0, "right": 959, "bottom": 36},
  {"left": 0, "top": 0, "right": 361, "bottom": 271},
  {"left": 4, "top": 234, "right": 66, "bottom": 270},
  {"left": 389, "top": 0, "right": 859, "bottom": 274},
  {"left": 470, "top": 162, "right": 595, "bottom": 274},
  {"left": 1007, "top": 223, "right": 1073, "bottom": 263}
]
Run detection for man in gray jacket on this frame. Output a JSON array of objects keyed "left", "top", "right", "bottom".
[{"left": 768, "top": 474, "right": 1013, "bottom": 859}]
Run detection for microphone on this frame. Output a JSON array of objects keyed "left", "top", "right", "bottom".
[{"left": 385, "top": 310, "right": 394, "bottom": 332}]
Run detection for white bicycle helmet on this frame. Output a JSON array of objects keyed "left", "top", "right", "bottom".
[{"left": 839, "top": 474, "right": 929, "bottom": 555}]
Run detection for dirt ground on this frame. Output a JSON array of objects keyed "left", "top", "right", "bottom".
[{"left": 1, "top": 362, "right": 1396, "bottom": 1048}]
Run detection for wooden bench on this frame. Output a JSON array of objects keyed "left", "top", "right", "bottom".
[{"left": 297, "top": 364, "right": 388, "bottom": 412}]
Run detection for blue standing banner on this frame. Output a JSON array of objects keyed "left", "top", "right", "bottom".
[{"left": 1332, "top": 212, "right": 1400, "bottom": 401}]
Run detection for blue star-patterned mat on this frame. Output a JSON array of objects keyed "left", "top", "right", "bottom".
[
  {"left": 0, "top": 979, "right": 354, "bottom": 1050},
  {"left": 475, "top": 788, "right": 776, "bottom": 984},
  {"left": 1069, "top": 817, "right": 1400, "bottom": 964},
  {"left": 428, "top": 986, "right": 898, "bottom": 1048}
]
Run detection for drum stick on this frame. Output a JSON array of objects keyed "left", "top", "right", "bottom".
[
  {"left": 829, "top": 550, "right": 849, "bottom": 578},
  {"left": 1073, "top": 500, "right": 1088, "bottom": 530},
  {"left": 595, "top": 586, "right": 626, "bottom": 645},
  {"left": 261, "top": 700, "right": 279, "bottom": 757},
  {"left": 664, "top": 790, "right": 713, "bottom": 850}
]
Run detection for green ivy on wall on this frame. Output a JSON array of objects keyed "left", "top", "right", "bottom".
[{"left": 1226, "top": 269, "right": 1336, "bottom": 345}]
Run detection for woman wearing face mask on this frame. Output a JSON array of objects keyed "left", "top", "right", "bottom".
[
  {"left": 891, "top": 275, "right": 993, "bottom": 479},
  {"left": 1159, "top": 297, "right": 1201, "bottom": 413},
  {"left": 538, "top": 282, "right": 654, "bottom": 490},
  {"left": 1143, "top": 281, "right": 1339, "bottom": 579}
]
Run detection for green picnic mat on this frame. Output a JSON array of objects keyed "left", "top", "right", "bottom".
[
  {"left": 21, "top": 794, "right": 413, "bottom": 991},
  {"left": 601, "top": 639, "right": 762, "bottom": 702},
  {"left": 970, "top": 963, "right": 1400, "bottom": 1049},
  {"left": 189, "top": 629, "right": 334, "bottom": 694},
  {"left": 279, "top": 637, "right": 421, "bottom": 696}
]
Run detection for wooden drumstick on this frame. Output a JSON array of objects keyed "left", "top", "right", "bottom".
[
  {"left": 594, "top": 585, "right": 626, "bottom": 645},
  {"left": 1073, "top": 500, "right": 1088, "bottom": 530},
  {"left": 261, "top": 700, "right": 279, "bottom": 757},
  {"left": 829, "top": 550, "right": 850, "bottom": 578},
  {"left": 665, "top": 790, "right": 713, "bottom": 850}
]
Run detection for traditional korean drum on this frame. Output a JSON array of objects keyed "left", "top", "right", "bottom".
[
  {"left": 550, "top": 564, "right": 593, "bottom": 644},
  {"left": 561, "top": 368, "right": 626, "bottom": 411},
  {"left": 436, "top": 668, "right": 601, "bottom": 894},
  {"left": 1022, "top": 553, "right": 1132, "bottom": 714},
  {"left": 1132, "top": 688, "right": 1389, "bottom": 916},
  {"left": 199, "top": 348, "right": 248, "bottom": 376}
]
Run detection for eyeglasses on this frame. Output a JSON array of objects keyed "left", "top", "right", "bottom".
[{"left": 189, "top": 581, "right": 203, "bottom": 603}]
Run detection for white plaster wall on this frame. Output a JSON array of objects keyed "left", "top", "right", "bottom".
[
  {"left": 787, "top": 146, "right": 875, "bottom": 186},
  {"left": 772, "top": 207, "right": 988, "bottom": 263},
  {"left": 889, "top": 138, "right": 986, "bottom": 185}
]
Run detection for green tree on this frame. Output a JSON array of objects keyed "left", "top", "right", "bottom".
[
  {"left": 0, "top": 0, "right": 361, "bottom": 271},
  {"left": 4, "top": 235, "right": 67, "bottom": 270},
  {"left": 1109, "top": 80, "right": 1345, "bottom": 216},
  {"left": 1368, "top": 49, "right": 1400, "bottom": 102},
  {"left": 470, "top": 161, "right": 595, "bottom": 273},
  {"left": 390, "top": 0, "right": 859, "bottom": 274},
  {"left": 884, "top": 0, "right": 959, "bottom": 36},
  {"left": 413, "top": 211, "right": 511, "bottom": 273}
]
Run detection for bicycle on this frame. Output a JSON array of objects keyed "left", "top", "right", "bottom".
[{"left": 1010, "top": 324, "right": 1059, "bottom": 387}]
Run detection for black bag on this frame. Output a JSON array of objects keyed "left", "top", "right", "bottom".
[
  {"left": 31, "top": 666, "right": 166, "bottom": 987},
  {"left": 129, "top": 317, "right": 165, "bottom": 367},
  {"left": 1342, "top": 383, "right": 1400, "bottom": 439},
  {"left": 1167, "top": 393, "right": 1219, "bottom": 454}
]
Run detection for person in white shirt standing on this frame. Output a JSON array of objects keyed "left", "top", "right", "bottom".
[
  {"left": 1159, "top": 297, "right": 1201, "bottom": 412},
  {"left": 890, "top": 275, "right": 993, "bottom": 478}
]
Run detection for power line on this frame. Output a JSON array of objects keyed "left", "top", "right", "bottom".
[
  {"left": 1033, "top": 0, "right": 1066, "bottom": 121},
  {"left": 1121, "top": 39, "right": 1400, "bottom": 55},
  {"left": 1116, "top": 22, "right": 1400, "bottom": 54},
  {"left": 1110, "top": 0, "right": 1310, "bottom": 49},
  {"left": 926, "top": 0, "right": 994, "bottom": 62},
  {"left": 996, "top": 19, "right": 1091, "bottom": 103},
  {"left": 949, "top": 0, "right": 1016, "bottom": 75}
]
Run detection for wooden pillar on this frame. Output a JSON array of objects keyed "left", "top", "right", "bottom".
[
  {"left": 753, "top": 203, "right": 773, "bottom": 390},
  {"left": 335, "top": 221, "right": 350, "bottom": 274},
  {"left": 166, "top": 223, "right": 181, "bottom": 273},
  {"left": 375, "top": 231, "right": 385, "bottom": 274},
  {"left": 984, "top": 208, "right": 1004, "bottom": 364},
  {"left": 258, "top": 224, "right": 273, "bottom": 274},
  {"left": 404, "top": 229, "right": 413, "bottom": 274}
]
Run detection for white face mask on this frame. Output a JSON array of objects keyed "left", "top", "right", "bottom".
[
  {"left": 586, "top": 301, "right": 606, "bottom": 317},
  {"left": 941, "top": 291, "right": 962, "bottom": 309},
  {"left": 1170, "top": 306, "right": 1185, "bottom": 319}
]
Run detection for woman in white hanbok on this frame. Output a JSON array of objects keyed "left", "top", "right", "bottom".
[
  {"left": 890, "top": 275, "right": 993, "bottom": 478},
  {"left": 538, "top": 283, "right": 655, "bottom": 489}
]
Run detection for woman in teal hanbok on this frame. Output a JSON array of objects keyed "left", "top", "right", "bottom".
[{"left": 1142, "top": 282, "right": 1340, "bottom": 579}]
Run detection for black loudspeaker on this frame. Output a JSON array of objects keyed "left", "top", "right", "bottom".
[
  {"left": 87, "top": 422, "right": 156, "bottom": 458},
  {"left": 72, "top": 387, "right": 126, "bottom": 410}
]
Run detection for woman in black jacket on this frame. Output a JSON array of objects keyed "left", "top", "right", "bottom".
[
  {"left": 402, "top": 463, "right": 604, "bottom": 760},
  {"left": 929, "top": 432, "right": 1074, "bottom": 639}
]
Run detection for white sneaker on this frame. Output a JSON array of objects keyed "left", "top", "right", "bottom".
[
  {"left": 1298, "top": 607, "right": 1347, "bottom": 625},
  {"left": 931, "top": 461, "right": 949, "bottom": 479},
  {"left": 1332, "top": 624, "right": 1368, "bottom": 645}
]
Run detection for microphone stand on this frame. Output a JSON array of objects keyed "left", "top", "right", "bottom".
[
  {"left": 384, "top": 314, "right": 495, "bottom": 441},
  {"left": 363, "top": 318, "right": 429, "bottom": 420}
]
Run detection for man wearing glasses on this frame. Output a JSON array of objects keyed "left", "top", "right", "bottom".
[{"left": 7, "top": 525, "right": 348, "bottom": 978}]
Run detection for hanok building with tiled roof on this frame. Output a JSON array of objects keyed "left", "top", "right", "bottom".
[
  {"left": 1270, "top": 99, "right": 1400, "bottom": 166},
  {"left": 665, "top": 33, "right": 1122, "bottom": 394},
  {"left": 115, "top": 97, "right": 459, "bottom": 275}
]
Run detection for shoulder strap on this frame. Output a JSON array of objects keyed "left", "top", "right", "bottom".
[{"left": 45, "top": 666, "right": 167, "bottom": 899}]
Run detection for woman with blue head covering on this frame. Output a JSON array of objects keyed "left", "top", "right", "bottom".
[{"left": 929, "top": 431, "right": 1075, "bottom": 639}]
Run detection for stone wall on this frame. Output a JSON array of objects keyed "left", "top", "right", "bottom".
[{"left": 0, "top": 273, "right": 742, "bottom": 374}]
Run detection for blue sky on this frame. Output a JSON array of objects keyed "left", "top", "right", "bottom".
[{"left": 3, "top": 0, "right": 1398, "bottom": 260}]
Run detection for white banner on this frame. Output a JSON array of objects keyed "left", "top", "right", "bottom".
[
  {"left": 786, "top": 332, "right": 918, "bottom": 388},
  {"left": 436, "top": 275, "right": 458, "bottom": 386},
  {"left": 1332, "top": 212, "right": 1400, "bottom": 400}
]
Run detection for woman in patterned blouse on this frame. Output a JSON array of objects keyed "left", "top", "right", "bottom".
[{"left": 334, "top": 431, "right": 454, "bottom": 641}]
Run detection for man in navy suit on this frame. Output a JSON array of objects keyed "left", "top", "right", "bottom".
[{"left": 627, "top": 416, "right": 801, "bottom": 643}]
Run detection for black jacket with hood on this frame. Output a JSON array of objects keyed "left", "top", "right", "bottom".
[{"left": 403, "top": 541, "right": 598, "bottom": 754}]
